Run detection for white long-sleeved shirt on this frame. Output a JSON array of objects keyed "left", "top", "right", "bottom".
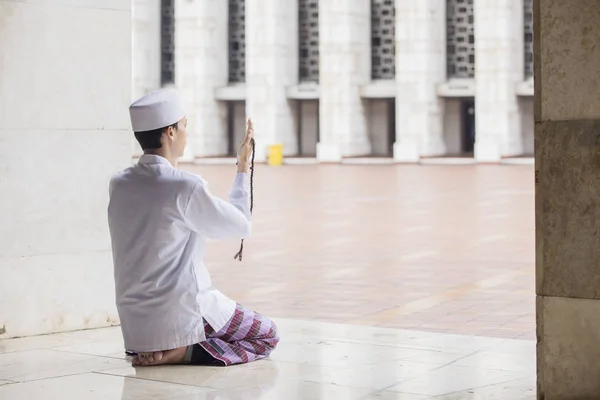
[{"left": 107, "top": 154, "right": 251, "bottom": 352}]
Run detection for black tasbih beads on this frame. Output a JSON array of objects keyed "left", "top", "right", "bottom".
[{"left": 234, "top": 138, "right": 255, "bottom": 262}]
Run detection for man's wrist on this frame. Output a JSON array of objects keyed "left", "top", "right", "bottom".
[{"left": 237, "top": 162, "right": 249, "bottom": 173}]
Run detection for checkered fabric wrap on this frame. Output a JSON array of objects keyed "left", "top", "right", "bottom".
[{"left": 198, "top": 303, "right": 279, "bottom": 366}]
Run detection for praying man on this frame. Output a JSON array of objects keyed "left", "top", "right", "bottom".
[{"left": 107, "top": 88, "right": 279, "bottom": 366}]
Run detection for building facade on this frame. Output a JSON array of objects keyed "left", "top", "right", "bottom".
[{"left": 132, "top": 0, "right": 534, "bottom": 163}]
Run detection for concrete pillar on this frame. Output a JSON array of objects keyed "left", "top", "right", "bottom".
[
  {"left": 394, "top": 0, "right": 446, "bottom": 162},
  {"left": 0, "top": 0, "right": 131, "bottom": 337},
  {"left": 175, "top": 0, "right": 228, "bottom": 157},
  {"left": 132, "top": 0, "right": 161, "bottom": 157},
  {"left": 318, "top": 0, "right": 371, "bottom": 162},
  {"left": 245, "top": 0, "right": 298, "bottom": 162},
  {"left": 536, "top": 0, "right": 600, "bottom": 397},
  {"left": 132, "top": 0, "right": 161, "bottom": 100},
  {"left": 474, "top": 0, "right": 523, "bottom": 162}
]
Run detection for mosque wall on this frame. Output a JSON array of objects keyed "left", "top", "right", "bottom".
[{"left": 0, "top": 0, "right": 132, "bottom": 338}]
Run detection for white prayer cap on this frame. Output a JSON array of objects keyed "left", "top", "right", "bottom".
[{"left": 129, "top": 88, "right": 186, "bottom": 132}]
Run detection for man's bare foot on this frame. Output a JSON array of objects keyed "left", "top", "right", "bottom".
[{"left": 132, "top": 346, "right": 188, "bottom": 367}]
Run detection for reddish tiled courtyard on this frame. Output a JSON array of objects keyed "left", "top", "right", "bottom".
[{"left": 184, "top": 164, "right": 535, "bottom": 340}]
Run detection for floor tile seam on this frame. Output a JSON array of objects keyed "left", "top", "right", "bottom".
[
  {"left": 3, "top": 370, "right": 105, "bottom": 385},
  {"left": 282, "top": 372, "right": 419, "bottom": 396},
  {"left": 44, "top": 348, "right": 126, "bottom": 361},
  {"left": 48, "top": 347, "right": 127, "bottom": 360},
  {"left": 349, "top": 361, "right": 466, "bottom": 395},
  {"left": 368, "top": 374, "right": 535, "bottom": 399},
  {"left": 424, "top": 375, "right": 537, "bottom": 399},
  {"left": 447, "top": 362, "right": 535, "bottom": 374},
  {"left": 367, "top": 354, "right": 535, "bottom": 373},
  {"left": 0, "top": 336, "right": 99, "bottom": 351},
  {"left": 261, "top": 356, "right": 440, "bottom": 371},
  {"left": 91, "top": 371, "right": 213, "bottom": 390},
  {"left": 357, "top": 387, "right": 428, "bottom": 400},
  {"left": 286, "top": 336, "right": 475, "bottom": 353},
  {"left": 372, "top": 349, "right": 485, "bottom": 391},
  {"left": 1, "top": 350, "right": 130, "bottom": 382},
  {"left": 0, "top": 345, "right": 80, "bottom": 356},
  {"left": 94, "top": 370, "right": 370, "bottom": 393},
  {"left": 0, "top": 347, "right": 120, "bottom": 359}
]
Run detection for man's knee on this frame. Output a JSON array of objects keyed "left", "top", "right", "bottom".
[
  {"left": 270, "top": 321, "right": 280, "bottom": 344},
  {"left": 263, "top": 319, "right": 280, "bottom": 351}
]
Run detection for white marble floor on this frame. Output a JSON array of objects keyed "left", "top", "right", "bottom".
[{"left": 0, "top": 319, "right": 536, "bottom": 399}]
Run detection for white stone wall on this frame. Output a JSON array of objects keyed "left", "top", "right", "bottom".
[
  {"left": 246, "top": 0, "right": 298, "bottom": 161},
  {"left": 175, "top": 0, "right": 228, "bottom": 158},
  {"left": 132, "top": 0, "right": 161, "bottom": 100},
  {"left": 394, "top": 0, "right": 446, "bottom": 162},
  {"left": 318, "top": 0, "right": 371, "bottom": 161},
  {"left": 0, "top": 0, "right": 132, "bottom": 338},
  {"left": 132, "top": 0, "right": 161, "bottom": 157},
  {"left": 474, "top": 0, "right": 524, "bottom": 161}
]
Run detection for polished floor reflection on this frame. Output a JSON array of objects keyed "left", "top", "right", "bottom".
[{"left": 0, "top": 319, "right": 535, "bottom": 399}]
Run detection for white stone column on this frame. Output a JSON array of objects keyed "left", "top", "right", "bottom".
[
  {"left": 175, "top": 0, "right": 229, "bottom": 158},
  {"left": 132, "top": 0, "right": 161, "bottom": 99},
  {"left": 318, "top": 0, "right": 371, "bottom": 161},
  {"left": 474, "top": 0, "right": 523, "bottom": 162},
  {"left": 245, "top": 0, "right": 298, "bottom": 162},
  {"left": 0, "top": 0, "right": 131, "bottom": 337},
  {"left": 132, "top": 0, "right": 161, "bottom": 158},
  {"left": 394, "top": 0, "right": 446, "bottom": 162}
]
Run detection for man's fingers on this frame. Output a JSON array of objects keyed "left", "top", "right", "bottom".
[
  {"left": 243, "top": 134, "right": 253, "bottom": 147},
  {"left": 244, "top": 118, "right": 254, "bottom": 144},
  {"left": 246, "top": 118, "right": 253, "bottom": 138}
]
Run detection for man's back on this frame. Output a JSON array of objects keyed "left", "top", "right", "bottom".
[{"left": 108, "top": 154, "right": 206, "bottom": 352}]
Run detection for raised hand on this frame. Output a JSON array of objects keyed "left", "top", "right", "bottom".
[{"left": 237, "top": 118, "right": 255, "bottom": 173}]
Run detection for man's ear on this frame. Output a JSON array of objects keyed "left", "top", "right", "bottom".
[{"left": 165, "top": 125, "right": 176, "bottom": 140}]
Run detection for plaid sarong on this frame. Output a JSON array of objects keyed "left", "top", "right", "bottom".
[
  {"left": 198, "top": 303, "right": 279, "bottom": 366},
  {"left": 125, "top": 303, "right": 279, "bottom": 366}
]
